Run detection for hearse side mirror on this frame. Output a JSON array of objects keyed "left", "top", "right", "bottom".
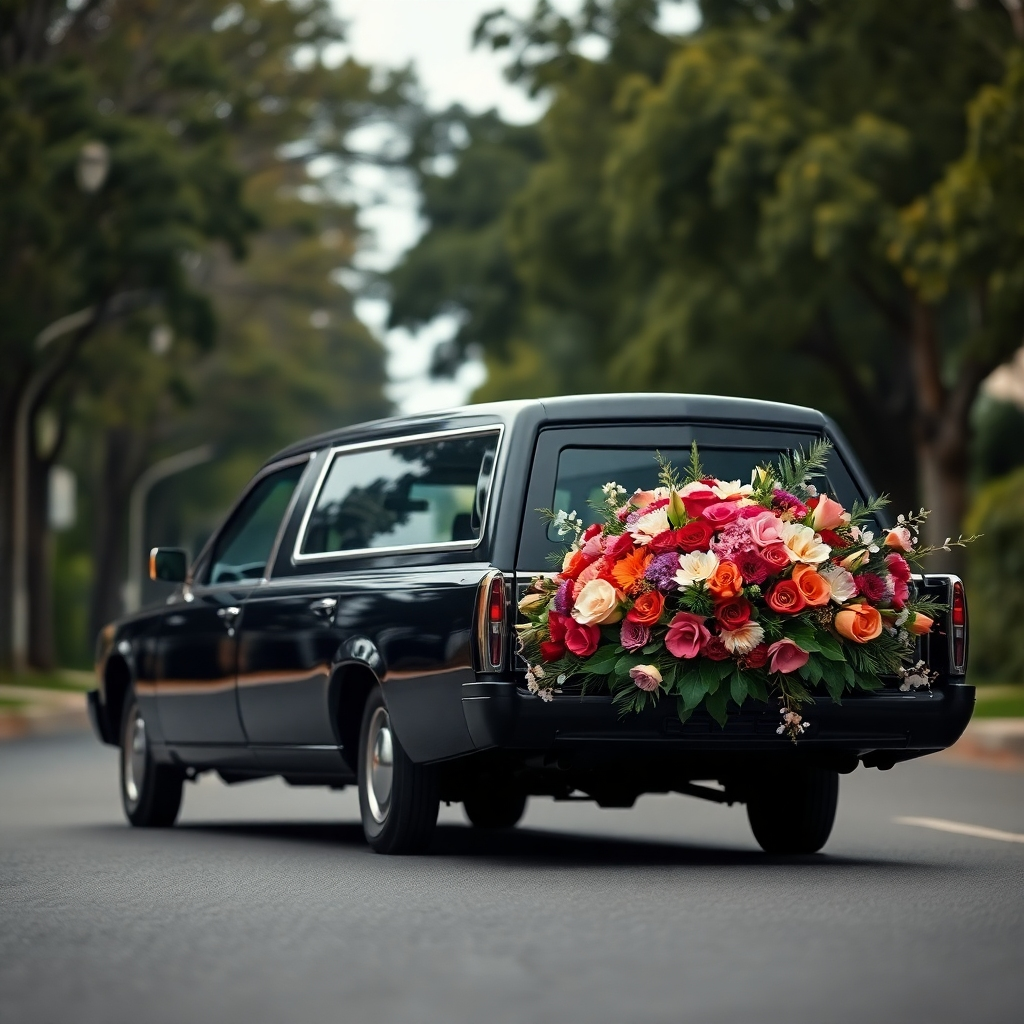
[{"left": 149, "top": 547, "right": 188, "bottom": 583}]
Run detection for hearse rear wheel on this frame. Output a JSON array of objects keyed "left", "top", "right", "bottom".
[
  {"left": 463, "top": 786, "right": 527, "bottom": 829},
  {"left": 119, "top": 689, "right": 183, "bottom": 828},
  {"left": 358, "top": 688, "right": 439, "bottom": 854},
  {"left": 746, "top": 765, "right": 839, "bottom": 855}
]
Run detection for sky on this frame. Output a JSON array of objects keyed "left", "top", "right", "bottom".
[{"left": 331, "top": 1, "right": 701, "bottom": 414}]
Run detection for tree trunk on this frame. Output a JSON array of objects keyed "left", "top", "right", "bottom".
[
  {"left": 908, "top": 300, "right": 983, "bottom": 577},
  {"left": 27, "top": 449, "right": 54, "bottom": 669},
  {"left": 88, "top": 426, "right": 148, "bottom": 644},
  {"left": 0, "top": 401, "right": 13, "bottom": 669}
]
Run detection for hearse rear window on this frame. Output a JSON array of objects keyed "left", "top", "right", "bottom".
[
  {"left": 298, "top": 430, "right": 500, "bottom": 557},
  {"left": 548, "top": 446, "right": 862, "bottom": 542}
]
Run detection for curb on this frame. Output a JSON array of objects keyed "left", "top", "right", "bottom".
[
  {"left": 0, "top": 688, "right": 91, "bottom": 741},
  {"left": 939, "top": 718, "right": 1024, "bottom": 771}
]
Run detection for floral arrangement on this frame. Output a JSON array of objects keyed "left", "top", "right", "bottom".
[{"left": 516, "top": 442, "right": 967, "bottom": 740}]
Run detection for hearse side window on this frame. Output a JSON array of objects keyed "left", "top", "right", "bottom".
[
  {"left": 206, "top": 463, "right": 306, "bottom": 584},
  {"left": 299, "top": 431, "right": 499, "bottom": 556},
  {"left": 548, "top": 445, "right": 863, "bottom": 542}
]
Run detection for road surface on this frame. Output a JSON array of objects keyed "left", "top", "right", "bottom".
[{"left": 2, "top": 733, "right": 1022, "bottom": 1023}]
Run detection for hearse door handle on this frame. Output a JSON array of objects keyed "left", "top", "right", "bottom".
[
  {"left": 217, "top": 606, "right": 241, "bottom": 622},
  {"left": 310, "top": 597, "right": 338, "bottom": 619}
]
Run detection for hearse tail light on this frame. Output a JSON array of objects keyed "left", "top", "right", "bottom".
[
  {"left": 951, "top": 580, "right": 967, "bottom": 674},
  {"left": 477, "top": 570, "right": 506, "bottom": 670}
]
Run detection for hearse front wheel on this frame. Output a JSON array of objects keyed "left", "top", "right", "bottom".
[
  {"left": 746, "top": 766, "right": 839, "bottom": 855},
  {"left": 119, "top": 690, "right": 183, "bottom": 827},
  {"left": 357, "top": 688, "right": 439, "bottom": 854}
]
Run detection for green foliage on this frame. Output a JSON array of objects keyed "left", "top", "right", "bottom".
[
  {"left": 774, "top": 439, "right": 832, "bottom": 494},
  {"left": 966, "top": 467, "right": 1024, "bottom": 682}
]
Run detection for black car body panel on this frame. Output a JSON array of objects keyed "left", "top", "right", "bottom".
[{"left": 90, "top": 395, "right": 974, "bottom": 793}]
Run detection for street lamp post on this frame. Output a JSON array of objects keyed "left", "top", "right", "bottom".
[{"left": 122, "top": 445, "right": 215, "bottom": 615}]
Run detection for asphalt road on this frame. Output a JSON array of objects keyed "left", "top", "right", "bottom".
[{"left": 2, "top": 734, "right": 1022, "bottom": 1024}]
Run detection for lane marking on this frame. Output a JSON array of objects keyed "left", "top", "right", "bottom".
[{"left": 894, "top": 816, "right": 1024, "bottom": 845}]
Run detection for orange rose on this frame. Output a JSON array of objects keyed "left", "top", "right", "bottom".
[
  {"left": 707, "top": 560, "right": 743, "bottom": 599},
  {"left": 766, "top": 579, "right": 806, "bottom": 614},
  {"left": 907, "top": 612, "right": 934, "bottom": 636},
  {"left": 791, "top": 564, "right": 831, "bottom": 607},
  {"left": 627, "top": 590, "right": 665, "bottom": 626},
  {"left": 834, "top": 603, "right": 883, "bottom": 643}
]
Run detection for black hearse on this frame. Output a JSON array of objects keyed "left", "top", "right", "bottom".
[{"left": 88, "top": 395, "right": 973, "bottom": 854}]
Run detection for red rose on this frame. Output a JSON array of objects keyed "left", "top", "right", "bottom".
[
  {"left": 582, "top": 522, "right": 603, "bottom": 543},
  {"left": 605, "top": 533, "right": 635, "bottom": 561},
  {"left": 540, "top": 641, "right": 564, "bottom": 662},
  {"left": 701, "top": 635, "right": 731, "bottom": 661},
  {"left": 818, "top": 529, "right": 849, "bottom": 550},
  {"left": 740, "top": 644, "right": 769, "bottom": 669},
  {"left": 766, "top": 579, "right": 806, "bottom": 614},
  {"left": 565, "top": 621, "right": 600, "bottom": 657},
  {"left": 682, "top": 489, "right": 719, "bottom": 518},
  {"left": 760, "top": 543, "right": 791, "bottom": 574},
  {"left": 541, "top": 611, "right": 571, "bottom": 659},
  {"left": 678, "top": 520, "right": 714, "bottom": 551},
  {"left": 715, "top": 597, "right": 752, "bottom": 631}
]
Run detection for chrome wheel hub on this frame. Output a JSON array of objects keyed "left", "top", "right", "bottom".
[
  {"left": 123, "top": 706, "right": 147, "bottom": 809},
  {"left": 365, "top": 706, "right": 394, "bottom": 824}
]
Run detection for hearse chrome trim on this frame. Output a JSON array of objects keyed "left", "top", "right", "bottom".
[{"left": 291, "top": 424, "right": 504, "bottom": 564}]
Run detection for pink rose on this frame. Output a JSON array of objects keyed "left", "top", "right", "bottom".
[
  {"left": 701, "top": 501, "right": 740, "bottom": 527},
  {"left": 580, "top": 532, "right": 607, "bottom": 561},
  {"left": 565, "top": 621, "right": 600, "bottom": 657},
  {"left": 629, "top": 664, "right": 663, "bottom": 692},
  {"left": 767, "top": 638, "right": 810, "bottom": 674},
  {"left": 665, "top": 612, "right": 711, "bottom": 659},
  {"left": 620, "top": 619, "right": 651, "bottom": 651},
  {"left": 749, "top": 512, "right": 786, "bottom": 547},
  {"left": 811, "top": 495, "right": 847, "bottom": 531}
]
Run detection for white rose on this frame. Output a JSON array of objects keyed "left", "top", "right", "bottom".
[
  {"left": 674, "top": 550, "right": 720, "bottom": 589},
  {"left": 571, "top": 578, "right": 622, "bottom": 625},
  {"left": 780, "top": 522, "right": 830, "bottom": 564},
  {"left": 820, "top": 564, "right": 858, "bottom": 604}
]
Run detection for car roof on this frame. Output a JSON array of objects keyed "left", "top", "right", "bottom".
[{"left": 263, "top": 393, "right": 828, "bottom": 467}]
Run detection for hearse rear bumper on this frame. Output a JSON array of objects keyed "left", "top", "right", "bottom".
[{"left": 461, "top": 679, "right": 975, "bottom": 768}]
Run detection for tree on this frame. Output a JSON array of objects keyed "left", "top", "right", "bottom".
[
  {"left": 1, "top": 1, "right": 403, "bottom": 667},
  {"left": 396, "top": 0, "right": 1024, "bottom": 570}
]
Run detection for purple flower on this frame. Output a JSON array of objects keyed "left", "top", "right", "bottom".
[
  {"left": 620, "top": 619, "right": 650, "bottom": 651},
  {"left": 553, "top": 579, "right": 574, "bottom": 614},
  {"left": 644, "top": 552, "right": 680, "bottom": 592},
  {"left": 772, "top": 489, "right": 809, "bottom": 520}
]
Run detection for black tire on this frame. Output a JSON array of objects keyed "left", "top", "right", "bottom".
[
  {"left": 463, "top": 786, "right": 527, "bottom": 829},
  {"left": 357, "top": 687, "right": 438, "bottom": 854},
  {"left": 746, "top": 765, "right": 839, "bottom": 855},
  {"left": 120, "top": 689, "right": 183, "bottom": 828}
]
